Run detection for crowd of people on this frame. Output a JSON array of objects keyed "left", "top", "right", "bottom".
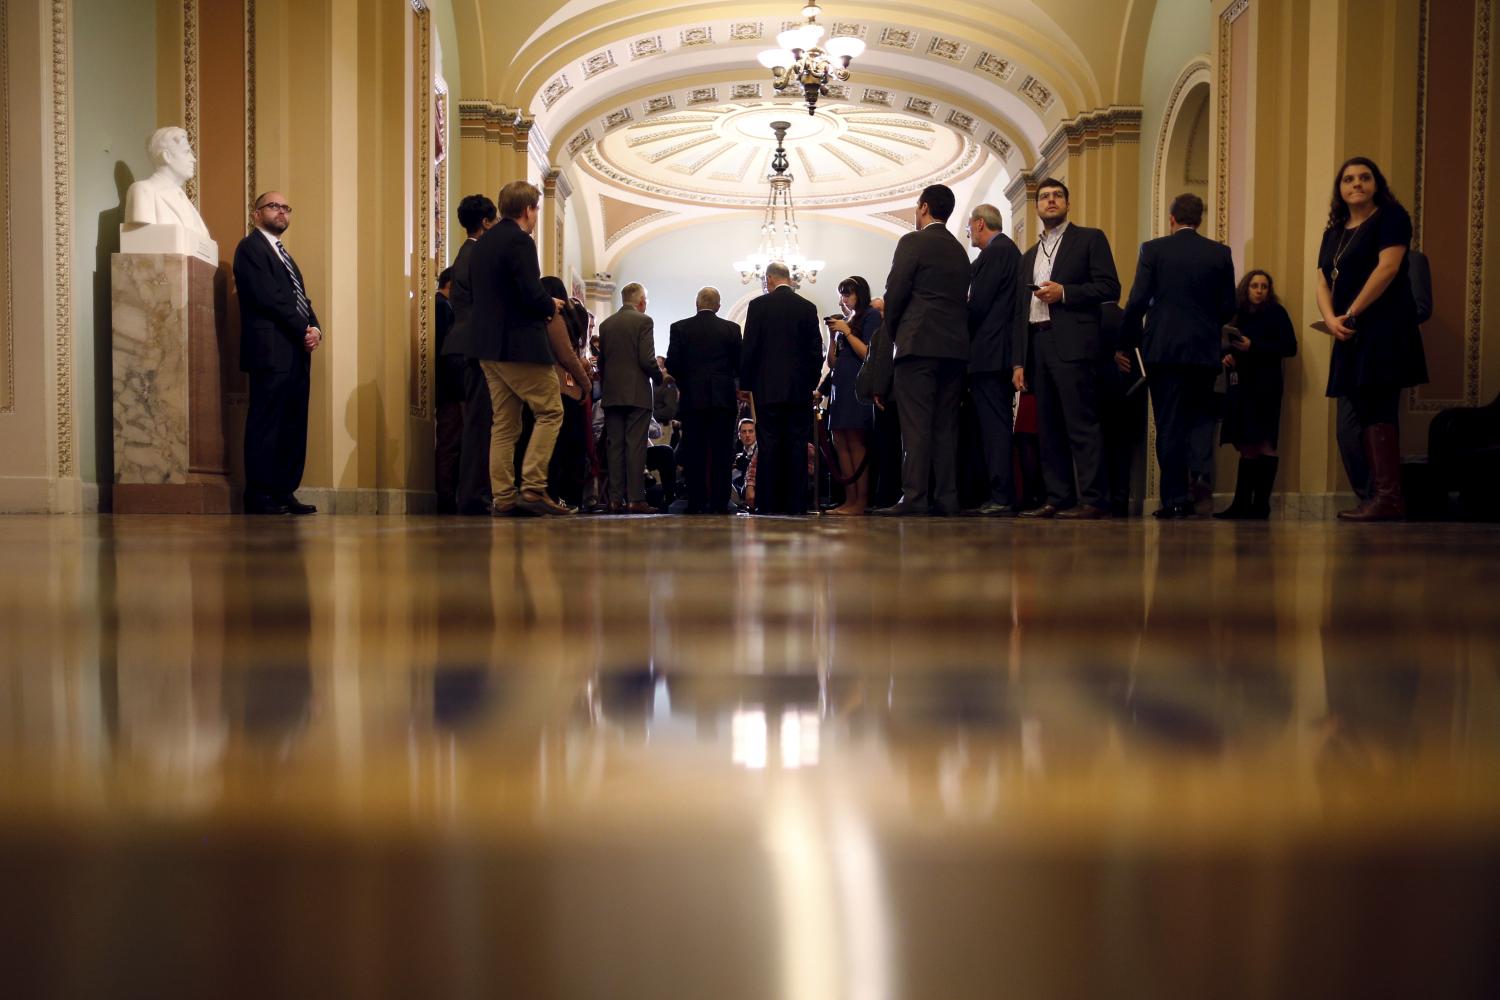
[{"left": 399, "top": 157, "right": 1428, "bottom": 521}]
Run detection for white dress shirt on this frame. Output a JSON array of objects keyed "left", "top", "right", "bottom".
[{"left": 1029, "top": 221, "right": 1070, "bottom": 324}]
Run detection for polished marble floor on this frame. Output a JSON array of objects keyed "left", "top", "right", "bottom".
[{"left": 2, "top": 513, "right": 1499, "bottom": 998}]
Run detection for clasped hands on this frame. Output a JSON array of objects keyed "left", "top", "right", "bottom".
[{"left": 304, "top": 326, "right": 322, "bottom": 351}]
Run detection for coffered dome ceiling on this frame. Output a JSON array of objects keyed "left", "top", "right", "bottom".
[
  {"left": 580, "top": 102, "right": 982, "bottom": 208},
  {"left": 464, "top": 1, "right": 1161, "bottom": 268}
]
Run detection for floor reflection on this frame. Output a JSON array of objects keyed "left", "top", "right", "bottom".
[{"left": 1, "top": 516, "right": 1499, "bottom": 996}]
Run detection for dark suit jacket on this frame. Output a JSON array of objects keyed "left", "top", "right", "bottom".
[
  {"left": 598, "top": 306, "right": 657, "bottom": 409},
  {"left": 666, "top": 310, "right": 742, "bottom": 411},
  {"left": 967, "top": 233, "right": 1025, "bottom": 373},
  {"left": 440, "top": 237, "right": 478, "bottom": 358},
  {"left": 235, "top": 230, "right": 321, "bottom": 374},
  {"left": 1120, "top": 228, "right": 1237, "bottom": 367},
  {"left": 741, "top": 285, "right": 823, "bottom": 406},
  {"left": 468, "top": 218, "right": 555, "bottom": 364},
  {"left": 883, "top": 222, "right": 971, "bottom": 362},
  {"left": 1016, "top": 224, "right": 1121, "bottom": 368}
]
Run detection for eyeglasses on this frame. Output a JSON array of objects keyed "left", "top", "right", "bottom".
[{"left": 258, "top": 202, "right": 293, "bottom": 214}]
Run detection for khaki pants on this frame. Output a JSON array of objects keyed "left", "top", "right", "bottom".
[{"left": 479, "top": 360, "right": 563, "bottom": 504}]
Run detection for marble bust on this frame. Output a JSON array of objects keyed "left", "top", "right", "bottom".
[
  {"left": 125, "top": 127, "right": 210, "bottom": 236},
  {"left": 121, "top": 126, "right": 216, "bottom": 260}
]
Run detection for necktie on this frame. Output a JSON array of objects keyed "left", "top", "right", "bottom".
[{"left": 275, "top": 240, "right": 311, "bottom": 322}]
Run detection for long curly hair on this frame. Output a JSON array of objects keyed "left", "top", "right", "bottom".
[
  {"left": 1235, "top": 269, "right": 1279, "bottom": 316},
  {"left": 1326, "top": 156, "right": 1403, "bottom": 230}
]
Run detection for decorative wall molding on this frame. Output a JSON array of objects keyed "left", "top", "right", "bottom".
[
  {"left": 1410, "top": 0, "right": 1489, "bottom": 412},
  {"left": 245, "top": 0, "right": 256, "bottom": 218},
  {"left": 51, "top": 0, "right": 75, "bottom": 476},
  {"left": 411, "top": 4, "right": 432, "bottom": 419},
  {"left": 1151, "top": 59, "right": 1212, "bottom": 239},
  {"left": 1038, "top": 106, "right": 1143, "bottom": 176},
  {"left": 1214, "top": 0, "right": 1249, "bottom": 241},
  {"left": 1, "top": 0, "right": 13, "bottom": 413},
  {"left": 184, "top": 0, "right": 200, "bottom": 206}
]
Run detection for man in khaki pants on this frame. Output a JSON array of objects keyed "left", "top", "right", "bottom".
[{"left": 467, "top": 180, "right": 589, "bottom": 516}]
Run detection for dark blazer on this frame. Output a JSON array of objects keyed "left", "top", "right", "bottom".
[
  {"left": 967, "top": 233, "right": 1025, "bottom": 373},
  {"left": 883, "top": 222, "right": 971, "bottom": 362},
  {"left": 1120, "top": 228, "right": 1237, "bottom": 367},
  {"left": 666, "top": 310, "right": 742, "bottom": 411},
  {"left": 742, "top": 284, "right": 823, "bottom": 406},
  {"left": 235, "top": 230, "right": 321, "bottom": 374},
  {"left": 439, "top": 237, "right": 478, "bottom": 358},
  {"left": 468, "top": 218, "right": 555, "bottom": 364},
  {"left": 1015, "top": 224, "right": 1121, "bottom": 368},
  {"left": 598, "top": 306, "right": 657, "bottom": 409}
]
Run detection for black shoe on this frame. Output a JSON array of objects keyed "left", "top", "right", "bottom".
[
  {"left": 280, "top": 497, "right": 317, "bottom": 515},
  {"left": 872, "top": 502, "right": 928, "bottom": 517},
  {"left": 964, "top": 500, "right": 1018, "bottom": 517},
  {"left": 245, "top": 501, "right": 292, "bottom": 515},
  {"left": 436, "top": 496, "right": 458, "bottom": 515},
  {"left": 1153, "top": 502, "right": 1195, "bottom": 519},
  {"left": 458, "top": 499, "right": 494, "bottom": 516}
]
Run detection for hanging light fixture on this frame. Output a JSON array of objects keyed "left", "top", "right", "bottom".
[
  {"left": 733, "top": 121, "right": 826, "bottom": 285},
  {"left": 758, "top": 1, "right": 866, "bottom": 116}
]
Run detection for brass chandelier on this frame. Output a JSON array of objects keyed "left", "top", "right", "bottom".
[{"left": 757, "top": 2, "right": 866, "bottom": 116}]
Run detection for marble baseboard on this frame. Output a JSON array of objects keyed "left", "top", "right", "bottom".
[{"left": 115, "top": 478, "right": 233, "bottom": 514}]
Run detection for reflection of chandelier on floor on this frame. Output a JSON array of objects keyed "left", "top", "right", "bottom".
[
  {"left": 733, "top": 121, "right": 826, "bottom": 285},
  {"left": 758, "top": 2, "right": 866, "bottom": 116}
]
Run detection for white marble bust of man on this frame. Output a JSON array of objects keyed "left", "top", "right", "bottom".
[{"left": 124, "top": 126, "right": 211, "bottom": 239}]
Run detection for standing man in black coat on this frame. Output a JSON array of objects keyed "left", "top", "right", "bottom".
[
  {"left": 1119, "top": 192, "right": 1238, "bottom": 519},
  {"left": 964, "top": 202, "right": 1026, "bottom": 516},
  {"left": 1014, "top": 177, "right": 1122, "bottom": 520},
  {"left": 440, "top": 193, "right": 497, "bottom": 515},
  {"left": 467, "top": 180, "right": 578, "bottom": 517},
  {"left": 234, "top": 191, "right": 322, "bottom": 515},
  {"left": 872, "top": 184, "right": 973, "bottom": 517},
  {"left": 666, "top": 286, "right": 742, "bottom": 514},
  {"left": 741, "top": 262, "right": 823, "bottom": 514}
]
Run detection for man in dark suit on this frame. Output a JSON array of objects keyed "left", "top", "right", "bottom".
[
  {"left": 666, "top": 286, "right": 742, "bottom": 514},
  {"left": 439, "top": 194, "right": 497, "bottom": 515},
  {"left": 1119, "top": 192, "right": 1237, "bottom": 518},
  {"left": 234, "top": 191, "right": 322, "bottom": 515},
  {"left": 468, "top": 180, "right": 579, "bottom": 517},
  {"left": 598, "top": 282, "right": 659, "bottom": 514},
  {"left": 871, "top": 184, "right": 979, "bottom": 516},
  {"left": 741, "top": 261, "right": 823, "bottom": 514},
  {"left": 1014, "top": 177, "right": 1121, "bottom": 519},
  {"left": 964, "top": 202, "right": 1026, "bottom": 516}
]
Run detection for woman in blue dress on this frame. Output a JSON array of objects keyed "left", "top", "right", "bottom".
[{"left": 825, "top": 275, "right": 879, "bottom": 514}]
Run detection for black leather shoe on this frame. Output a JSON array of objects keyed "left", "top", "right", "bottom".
[
  {"left": 458, "top": 499, "right": 494, "bottom": 516},
  {"left": 280, "top": 497, "right": 317, "bottom": 515},
  {"left": 1153, "top": 502, "right": 1195, "bottom": 520},
  {"left": 245, "top": 501, "right": 291, "bottom": 515},
  {"left": 872, "top": 502, "right": 928, "bottom": 517},
  {"left": 1017, "top": 504, "right": 1059, "bottom": 519}
]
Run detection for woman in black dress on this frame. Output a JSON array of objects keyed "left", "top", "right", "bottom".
[
  {"left": 1315, "top": 156, "right": 1428, "bottom": 521},
  {"left": 1215, "top": 270, "right": 1298, "bottom": 519},
  {"left": 824, "top": 275, "right": 879, "bottom": 514}
]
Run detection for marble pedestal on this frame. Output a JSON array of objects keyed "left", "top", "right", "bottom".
[{"left": 112, "top": 253, "right": 231, "bottom": 513}]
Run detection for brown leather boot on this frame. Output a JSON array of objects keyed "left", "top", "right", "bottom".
[{"left": 1338, "top": 424, "right": 1405, "bottom": 521}]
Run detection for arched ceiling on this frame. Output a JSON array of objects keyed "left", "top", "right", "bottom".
[{"left": 452, "top": 1, "right": 1157, "bottom": 271}]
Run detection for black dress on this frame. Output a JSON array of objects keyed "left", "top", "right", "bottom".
[
  {"left": 828, "top": 309, "right": 878, "bottom": 431},
  {"left": 1221, "top": 302, "right": 1298, "bottom": 448},
  {"left": 1317, "top": 204, "right": 1428, "bottom": 398}
]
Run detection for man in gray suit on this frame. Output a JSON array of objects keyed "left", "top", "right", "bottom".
[
  {"left": 873, "top": 183, "right": 974, "bottom": 516},
  {"left": 598, "top": 282, "right": 659, "bottom": 514}
]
